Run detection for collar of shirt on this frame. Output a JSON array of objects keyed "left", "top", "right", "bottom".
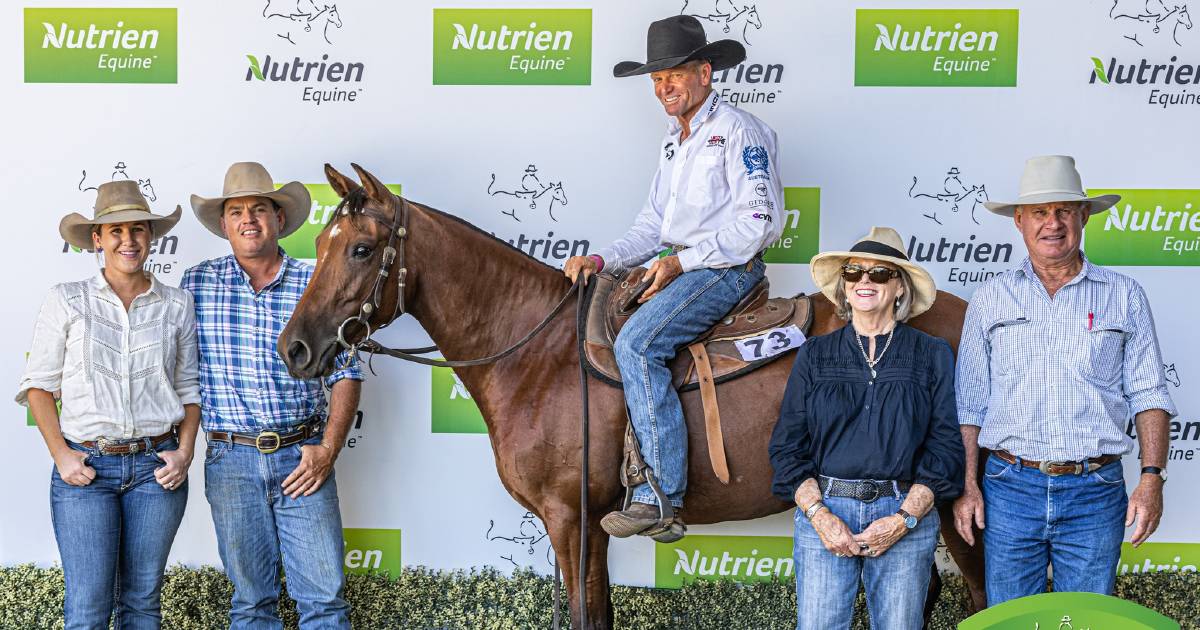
[
  {"left": 89, "top": 271, "right": 164, "bottom": 304},
  {"left": 215, "top": 248, "right": 295, "bottom": 294},
  {"left": 666, "top": 91, "right": 722, "bottom": 137},
  {"left": 1016, "top": 252, "right": 1113, "bottom": 291}
]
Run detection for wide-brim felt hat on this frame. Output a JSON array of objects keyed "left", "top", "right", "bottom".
[
  {"left": 614, "top": 15, "right": 746, "bottom": 78},
  {"left": 810, "top": 227, "right": 938, "bottom": 320},
  {"left": 59, "top": 180, "right": 182, "bottom": 252},
  {"left": 983, "top": 155, "right": 1120, "bottom": 217},
  {"left": 190, "top": 161, "right": 311, "bottom": 239}
]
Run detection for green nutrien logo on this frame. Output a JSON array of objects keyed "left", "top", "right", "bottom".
[
  {"left": 854, "top": 9, "right": 1018, "bottom": 87},
  {"left": 432, "top": 9, "right": 592, "bottom": 85},
  {"left": 342, "top": 528, "right": 401, "bottom": 577},
  {"left": 959, "top": 591, "right": 1179, "bottom": 629},
  {"left": 279, "top": 183, "right": 402, "bottom": 260},
  {"left": 24, "top": 8, "right": 177, "bottom": 83},
  {"left": 1084, "top": 189, "right": 1200, "bottom": 266},
  {"left": 431, "top": 367, "right": 486, "bottom": 434},
  {"left": 763, "top": 187, "right": 820, "bottom": 264},
  {"left": 654, "top": 535, "right": 793, "bottom": 589},
  {"left": 1119, "top": 542, "right": 1200, "bottom": 575}
]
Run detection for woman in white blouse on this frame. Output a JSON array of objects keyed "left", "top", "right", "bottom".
[{"left": 17, "top": 181, "right": 200, "bottom": 630}]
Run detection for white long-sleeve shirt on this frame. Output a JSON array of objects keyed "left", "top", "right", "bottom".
[
  {"left": 595, "top": 91, "right": 784, "bottom": 272},
  {"left": 16, "top": 273, "right": 200, "bottom": 443}
]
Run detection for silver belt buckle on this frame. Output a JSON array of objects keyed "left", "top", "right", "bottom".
[
  {"left": 858, "top": 481, "right": 881, "bottom": 503},
  {"left": 1038, "top": 460, "right": 1082, "bottom": 476}
]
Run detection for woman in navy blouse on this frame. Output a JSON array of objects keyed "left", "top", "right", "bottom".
[{"left": 769, "top": 227, "right": 964, "bottom": 630}]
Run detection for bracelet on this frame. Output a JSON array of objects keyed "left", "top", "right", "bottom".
[
  {"left": 587, "top": 254, "right": 604, "bottom": 273},
  {"left": 804, "top": 501, "right": 828, "bottom": 521}
]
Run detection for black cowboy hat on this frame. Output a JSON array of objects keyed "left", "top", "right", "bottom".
[{"left": 613, "top": 15, "right": 746, "bottom": 78}]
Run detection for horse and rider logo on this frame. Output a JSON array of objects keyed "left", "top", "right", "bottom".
[
  {"left": 78, "top": 161, "right": 157, "bottom": 203},
  {"left": 681, "top": 0, "right": 763, "bottom": 46},
  {"left": 908, "top": 167, "right": 990, "bottom": 226},
  {"left": 485, "top": 512, "right": 555, "bottom": 569},
  {"left": 263, "top": 0, "right": 344, "bottom": 45},
  {"left": 488, "top": 164, "right": 569, "bottom": 222},
  {"left": 1106, "top": 0, "right": 1193, "bottom": 46}
]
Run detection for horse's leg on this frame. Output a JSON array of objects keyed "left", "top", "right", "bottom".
[
  {"left": 547, "top": 510, "right": 613, "bottom": 630},
  {"left": 923, "top": 563, "right": 942, "bottom": 628}
]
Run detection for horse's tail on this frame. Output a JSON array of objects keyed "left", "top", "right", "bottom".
[
  {"left": 908, "top": 176, "right": 919, "bottom": 197},
  {"left": 487, "top": 173, "right": 497, "bottom": 195}
]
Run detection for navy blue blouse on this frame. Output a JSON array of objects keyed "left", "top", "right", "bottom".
[{"left": 768, "top": 323, "right": 965, "bottom": 503}]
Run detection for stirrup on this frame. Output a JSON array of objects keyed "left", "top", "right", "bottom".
[{"left": 619, "top": 422, "right": 676, "bottom": 524}]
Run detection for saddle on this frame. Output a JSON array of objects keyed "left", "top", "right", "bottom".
[{"left": 579, "top": 267, "right": 812, "bottom": 487}]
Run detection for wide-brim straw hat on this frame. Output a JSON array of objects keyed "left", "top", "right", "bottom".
[
  {"left": 613, "top": 15, "right": 746, "bottom": 78},
  {"left": 810, "top": 227, "right": 938, "bottom": 320},
  {"left": 983, "top": 155, "right": 1120, "bottom": 217},
  {"left": 190, "top": 162, "right": 310, "bottom": 239},
  {"left": 59, "top": 180, "right": 181, "bottom": 252}
]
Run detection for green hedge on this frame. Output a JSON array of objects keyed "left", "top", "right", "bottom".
[{"left": 1, "top": 565, "right": 1196, "bottom": 629}]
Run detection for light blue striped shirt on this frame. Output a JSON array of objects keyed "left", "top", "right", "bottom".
[{"left": 956, "top": 254, "right": 1176, "bottom": 461}]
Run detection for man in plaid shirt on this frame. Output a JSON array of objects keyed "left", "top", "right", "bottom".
[{"left": 183, "top": 162, "right": 362, "bottom": 629}]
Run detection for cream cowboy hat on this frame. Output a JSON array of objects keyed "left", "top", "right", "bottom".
[
  {"left": 189, "top": 162, "right": 310, "bottom": 239},
  {"left": 59, "top": 180, "right": 182, "bottom": 252},
  {"left": 810, "top": 227, "right": 938, "bottom": 320},
  {"left": 983, "top": 155, "right": 1120, "bottom": 217}
]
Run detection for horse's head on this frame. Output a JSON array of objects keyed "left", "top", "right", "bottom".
[
  {"left": 279, "top": 162, "right": 405, "bottom": 379},
  {"left": 327, "top": 4, "right": 343, "bottom": 28},
  {"left": 746, "top": 6, "right": 762, "bottom": 28},
  {"left": 551, "top": 182, "right": 568, "bottom": 205},
  {"left": 1180, "top": 5, "right": 1193, "bottom": 28}
]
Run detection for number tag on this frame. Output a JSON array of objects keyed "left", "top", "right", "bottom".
[{"left": 734, "top": 325, "right": 806, "bottom": 361}]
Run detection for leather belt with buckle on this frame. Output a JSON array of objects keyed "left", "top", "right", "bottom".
[
  {"left": 208, "top": 418, "right": 323, "bottom": 454},
  {"left": 994, "top": 450, "right": 1120, "bottom": 476},
  {"left": 818, "top": 476, "right": 913, "bottom": 503},
  {"left": 82, "top": 429, "right": 175, "bottom": 455}
]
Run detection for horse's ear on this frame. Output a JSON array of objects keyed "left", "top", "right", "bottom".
[
  {"left": 325, "top": 163, "right": 356, "bottom": 199},
  {"left": 350, "top": 163, "right": 389, "bottom": 204}
]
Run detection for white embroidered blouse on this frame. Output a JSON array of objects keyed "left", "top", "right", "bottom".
[{"left": 16, "top": 273, "right": 200, "bottom": 442}]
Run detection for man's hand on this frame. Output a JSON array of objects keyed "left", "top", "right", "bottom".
[
  {"left": 563, "top": 256, "right": 599, "bottom": 285},
  {"left": 53, "top": 448, "right": 95, "bottom": 487},
  {"left": 282, "top": 443, "right": 337, "bottom": 499},
  {"left": 810, "top": 510, "right": 862, "bottom": 558},
  {"left": 1127, "top": 475, "right": 1164, "bottom": 547},
  {"left": 638, "top": 255, "right": 683, "bottom": 303},
  {"left": 153, "top": 447, "right": 193, "bottom": 491},
  {"left": 953, "top": 483, "right": 986, "bottom": 546},
  {"left": 852, "top": 515, "right": 909, "bottom": 557}
]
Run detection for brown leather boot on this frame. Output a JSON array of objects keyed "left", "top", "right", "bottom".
[{"left": 600, "top": 502, "right": 663, "bottom": 538}]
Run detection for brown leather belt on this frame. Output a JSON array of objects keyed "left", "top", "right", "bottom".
[
  {"left": 207, "top": 418, "right": 322, "bottom": 454},
  {"left": 994, "top": 450, "right": 1120, "bottom": 476},
  {"left": 80, "top": 429, "right": 175, "bottom": 455}
]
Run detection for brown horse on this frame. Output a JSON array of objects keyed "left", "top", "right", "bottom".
[{"left": 279, "top": 164, "right": 986, "bottom": 629}]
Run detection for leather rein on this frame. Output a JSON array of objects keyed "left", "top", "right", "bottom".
[{"left": 329, "top": 189, "right": 580, "bottom": 369}]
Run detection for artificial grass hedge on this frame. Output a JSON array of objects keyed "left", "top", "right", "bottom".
[{"left": 0, "top": 565, "right": 1196, "bottom": 629}]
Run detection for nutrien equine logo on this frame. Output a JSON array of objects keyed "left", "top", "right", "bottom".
[
  {"left": 278, "top": 182, "right": 402, "bottom": 260},
  {"left": 342, "top": 528, "right": 401, "bottom": 577},
  {"left": 762, "top": 187, "right": 819, "bottom": 265},
  {"left": 854, "top": 9, "right": 1019, "bottom": 87},
  {"left": 654, "top": 534, "right": 793, "bottom": 588},
  {"left": 432, "top": 9, "right": 592, "bottom": 85},
  {"left": 24, "top": 8, "right": 177, "bottom": 83},
  {"left": 1084, "top": 189, "right": 1200, "bottom": 265}
]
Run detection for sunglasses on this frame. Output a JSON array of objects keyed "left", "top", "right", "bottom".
[{"left": 841, "top": 264, "right": 900, "bottom": 284}]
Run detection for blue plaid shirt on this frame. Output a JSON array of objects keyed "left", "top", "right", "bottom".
[
  {"left": 181, "top": 252, "right": 362, "bottom": 433},
  {"left": 956, "top": 254, "right": 1176, "bottom": 461}
]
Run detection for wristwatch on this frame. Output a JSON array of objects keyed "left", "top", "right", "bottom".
[
  {"left": 1142, "top": 466, "right": 1168, "bottom": 483},
  {"left": 896, "top": 508, "right": 918, "bottom": 530}
]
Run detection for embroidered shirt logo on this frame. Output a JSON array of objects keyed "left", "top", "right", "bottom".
[
  {"left": 743, "top": 145, "right": 770, "bottom": 178},
  {"left": 706, "top": 135, "right": 726, "bottom": 148},
  {"left": 664, "top": 142, "right": 676, "bottom": 160}
]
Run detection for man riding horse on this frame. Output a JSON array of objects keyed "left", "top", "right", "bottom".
[{"left": 564, "top": 15, "right": 784, "bottom": 542}]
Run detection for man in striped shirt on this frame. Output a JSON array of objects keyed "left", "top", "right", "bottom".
[{"left": 952, "top": 156, "right": 1176, "bottom": 606}]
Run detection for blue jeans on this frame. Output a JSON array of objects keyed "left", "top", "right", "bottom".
[
  {"left": 614, "top": 259, "right": 766, "bottom": 507},
  {"left": 792, "top": 483, "right": 939, "bottom": 630},
  {"left": 982, "top": 453, "right": 1126, "bottom": 606},
  {"left": 50, "top": 438, "right": 188, "bottom": 630},
  {"left": 204, "top": 435, "right": 350, "bottom": 630}
]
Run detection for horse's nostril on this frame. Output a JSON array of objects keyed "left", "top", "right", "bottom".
[{"left": 287, "top": 340, "right": 312, "bottom": 368}]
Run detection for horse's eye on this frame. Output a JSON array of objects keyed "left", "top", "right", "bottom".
[{"left": 352, "top": 244, "right": 373, "bottom": 259}]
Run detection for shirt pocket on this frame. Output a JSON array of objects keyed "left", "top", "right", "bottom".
[
  {"left": 986, "top": 317, "right": 1032, "bottom": 377},
  {"left": 687, "top": 154, "right": 725, "bottom": 204},
  {"left": 1080, "top": 319, "right": 1127, "bottom": 386}
]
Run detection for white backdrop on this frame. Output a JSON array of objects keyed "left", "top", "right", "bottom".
[{"left": 3, "top": 0, "right": 1198, "bottom": 588}]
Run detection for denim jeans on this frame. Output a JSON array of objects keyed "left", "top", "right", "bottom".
[
  {"left": 982, "top": 453, "right": 1127, "bottom": 606},
  {"left": 204, "top": 434, "right": 349, "bottom": 630},
  {"left": 614, "top": 259, "right": 766, "bottom": 507},
  {"left": 792, "top": 483, "right": 939, "bottom": 630},
  {"left": 50, "top": 437, "right": 188, "bottom": 630}
]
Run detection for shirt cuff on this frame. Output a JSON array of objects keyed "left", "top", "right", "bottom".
[
  {"left": 1129, "top": 389, "right": 1178, "bottom": 419},
  {"left": 957, "top": 409, "right": 985, "bottom": 427},
  {"left": 592, "top": 248, "right": 623, "bottom": 272},
  {"left": 676, "top": 247, "right": 703, "bottom": 273}
]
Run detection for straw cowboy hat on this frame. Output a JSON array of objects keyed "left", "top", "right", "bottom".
[
  {"left": 189, "top": 162, "right": 310, "bottom": 239},
  {"left": 983, "top": 155, "right": 1120, "bottom": 217},
  {"left": 59, "top": 180, "right": 181, "bottom": 252},
  {"left": 613, "top": 15, "right": 746, "bottom": 78},
  {"left": 810, "top": 227, "right": 938, "bottom": 320}
]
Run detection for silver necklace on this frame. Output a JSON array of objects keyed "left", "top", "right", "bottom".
[{"left": 855, "top": 326, "right": 895, "bottom": 380}]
